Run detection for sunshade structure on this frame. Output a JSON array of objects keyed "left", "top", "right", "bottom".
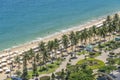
[
  {"left": 7, "top": 61, "right": 12, "bottom": 64},
  {"left": 85, "top": 45, "right": 93, "bottom": 52},
  {"left": 5, "top": 69, "right": 10, "bottom": 73},
  {"left": 115, "top": 37, "right": 120, "bottom": 41},
  {"left": 1, "top": 63, "right": 7, "bottom": 66},
  {"left": 3, "top": 67, "right": 8, "bottom": 71},
  {"left": 0, "top": 65, "right": 2, "bottom": 68},
  {"left": 0, "top": 69, "right": 3, "bottom": 72},
  {"left": 57, "top": 51, "right": 61, "bottom": 54},
  {"left": 1, "top": 59, "right": 7, "bottom": 62}
]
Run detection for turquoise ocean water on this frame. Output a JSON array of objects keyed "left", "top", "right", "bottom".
[{"left": 0, "top": 0, "right": 120, "bottom": 50}]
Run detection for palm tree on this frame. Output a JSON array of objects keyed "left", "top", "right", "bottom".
[
  {"left": 21, "top": 52, "right": 28, "bottom": 80},
  {"left": 35, "top": 52, "right": 43, "bottom": 71},
  {"left": 75, "top": 31, "right": 81, "bottom": 46},
  {"left": 69, "top": 31, "right": 75, "bottom": 52},
  {"left": 79, "top": 32, "right": 84, "bottom": 46},
  {"left": 98, "top": 27, "right": 106, "bottom": 41},
  {"left": 113, "top": 13, "right": 119, "bottom": 23},
  {"left": 51, "top": 73, "right": 55, "bottom": 80},
  {"left": 106, "top": 15, "right": 112, "bottom": 25},
  {"left": 36, "top": 53, "right": 40, "bottom": 65},
  {"left": 32, "top": 52, "right": 37, "bottom": 77},
  {"left": 69, "top": 31, "right": 79, "bottom": 57},
  {"left": 14, "top": 56, "right": 21, "bottom": 70},
  {"left": 62, "top": 34, "right": 69, "bottom": 54},
  {"left": 47, "top": 40, "right": 54, "bottom": 63},
  {"left": 117, "top": 21, "right": 120, "bottom": 34},
  {"left": 87, "top": 28, "right": 93, "bottom": 43},
  {"left": 47, "top": 40, "right": 54, "bottom": 52},
  {"left": 82, "top": 28, "right": 88, "bottom": 45},
  {"left": 39, "top": 41, "right": 48, "bottom": 65},
  {"left": 91, "top": 25, "right": 97, "bottom": 42},
  {"left": 73, "top": 32, "right": 79, "bottom": 57},
  {"left": 28, "top": 49, "right": 34, "bottom": 63},
  {"left": 53, "top": 38, "right": 59, "bottom": 58}
]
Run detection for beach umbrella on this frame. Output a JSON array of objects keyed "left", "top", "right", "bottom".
[
  {"left": 14, "top": 51, "right": 19, "bottom": 53},
  {"left": 5, "top": 69, "right": 10, "bottom": 73},
  {"left": 10, "top": 55, "right": 14, "bottom": 58},
  {"left": 2, "top": 59, "right": 7, "bottom": 62},
  {"left": 11, "top": 54, "right": 16, "bottom": 58},
  {"left": 20, "top": 57, "right": 23, "bottom": 60},
  {"left": 20, "top": 61, "right": 23, "bottom": 64},
  {"left": 7, "top": 61, "right": 12, "bottom": 64},
  {"left": 11, "top": 58, "right": 14, "bottom": 61},
  {"left": 6, "top": 56, "right": 11, "bottom": 60},
  {"left": 0, "top": 69, "right": 3, "bottom": 72},
  {"left": 34, "top": 49, "right": 39, "bottom": 52},
  {"left": 0, "top": 64, "right": 2, "bottom": 68},
  {"left": 18, "top": 52, "right": 22, "bottom": 55},
  {"left": 9, "top": 52, "right": 13, "bottom": 55},
  {"left": 3, "top": 67, "right": 8, "bottom": 71},
  {"left": 5, "top": 53, "right": 9, "bottom": 57},
  {"left": 0, "top": 54, "right": 3, "bottom": 58},
  {"left": 2, "top": 63, "right": 7, "bottom": 66},
  {"left": 57, "top": 51, "right": 60, "bottom": 54}
]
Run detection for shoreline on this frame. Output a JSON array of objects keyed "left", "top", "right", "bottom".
[
  {"left": 0, "top": 18, "right": 105, "bottom": 54},
  {"left": 0, "top": 11, "right": 120, "bottom": 54}
]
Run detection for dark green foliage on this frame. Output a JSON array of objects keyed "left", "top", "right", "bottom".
[
  {"left": 67, "top": 65, "right": 95, "bottom": 80},
  {"left": 51, "top": 73, "right": 55, "bottom": 80}
]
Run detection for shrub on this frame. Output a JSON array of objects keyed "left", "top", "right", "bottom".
[
  {"left": 39, "top": 66, "right": 47, "bottom": 72},
  {"left": 47, "top": 64, "right": 54, "bottom": 68}
]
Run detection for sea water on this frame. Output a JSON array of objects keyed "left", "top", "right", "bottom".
[{"left": 0, "top": 0, "right": 120, "bottom": 50}]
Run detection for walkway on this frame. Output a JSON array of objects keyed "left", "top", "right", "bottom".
[
  {"left": 96, "top": 51, "right": 109, "bottom": 63},
  {"left": 32, "top": 48, "right": 120, "bottom": 80}
]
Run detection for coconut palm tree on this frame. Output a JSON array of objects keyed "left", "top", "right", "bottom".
[
  {"left": 62, "top": 34, "right": 69, "bottom": 54},
  {"left": 117, "top": 21, "right": 120, "bottom": 34},
  {"left": 87, "top": 28, "right": 93, "bottom": 43},
  {"left": 47, "top": 40, "right": 54, "bottom": 52},
  {"left": 32, "top": 52, "right": 37, "bottom": 77},
  {"left": 113, "top": 13, "right": 120, "bottom": 23},
  {"left": 79, "top": 32, "right": 84, "bottom": 46},
  {"left": 14, "top": 56, "right": 21, "bottom": 70},
  {"left": 21, "top": 52, "right": 28, "bottom": 80},
  {"left": 91, "top": 25, "right": 97, "bottom": 41},
  {"left": 47, "top": 40, "right": 54, "bottom": 63},
  {"left": 39, "top": 41, "right": 48, "bottom": 65},
  {"left": 69, "top": 31, "right": 75, "bottom": 52},
  {"left": 98, "top": 27, "right": 106, "bottom": 41},
  {"left": 27, "top": 49, "right": 34, "bottom": 63},
  {"left": 53, "top": 38, "right": 59, "bottom": 58},
  {"left": 82, "top": 28, "right": 89, "bottom": 45},
  {"left": 75, "top": 31, "right": 81, "bottom": 46},
  {"left": 73, "top": 32, "right": 79, "bottom": 57},
  {"left": 106, "top": 15, "right": 112, "bottom": 25}
]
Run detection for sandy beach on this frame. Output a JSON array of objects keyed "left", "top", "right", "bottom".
[{"left": 0, "top": 17, "right": 106, "bottom": 54}]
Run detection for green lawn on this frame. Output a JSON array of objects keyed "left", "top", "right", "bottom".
[
  {"left": 28, "top": 60, "right": 61, "bottom": 79},
  {"left": 114, "top": 58, "right": 120, "bottom": 65},
  {"left": 77, "top": 58, "right": 105, "bottom": 69}
]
